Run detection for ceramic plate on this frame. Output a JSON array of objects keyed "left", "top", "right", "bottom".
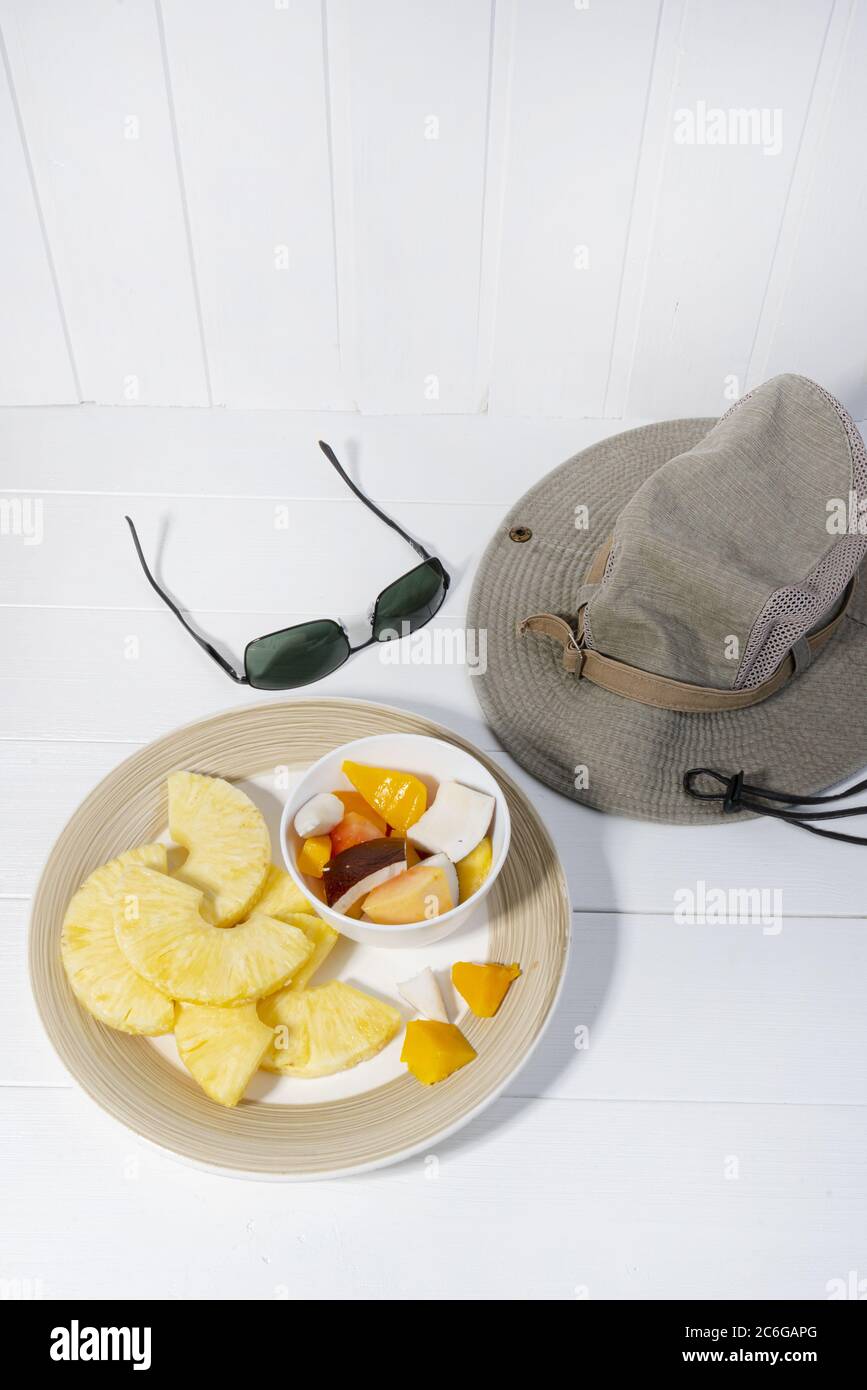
[{"left": 29, "top": 699, "right": 571, "bottom": 1179}]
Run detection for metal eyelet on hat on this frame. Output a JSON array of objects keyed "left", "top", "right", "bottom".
[{"left": 509, "top": 525, "right": 532, "bottom": 543}]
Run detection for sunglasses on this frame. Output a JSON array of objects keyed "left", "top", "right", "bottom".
[{"left": 125, "top": 441, "right": 450, "bottom": 690}]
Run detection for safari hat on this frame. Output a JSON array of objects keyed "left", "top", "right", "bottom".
[{"left": 467, "top": 374, "right": 867, "bottom": 824}]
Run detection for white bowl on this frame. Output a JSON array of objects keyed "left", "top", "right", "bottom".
[{"left": 280, "top": 732, "right": 511, "bottom": 948}]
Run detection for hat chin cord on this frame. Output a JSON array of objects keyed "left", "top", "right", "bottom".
[{"left": 683, "top": 767, "right": 867, "bottom": 846}]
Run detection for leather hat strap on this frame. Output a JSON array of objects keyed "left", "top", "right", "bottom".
[{"left": 518, "top": 540, "right": 856, "bottom": 714}]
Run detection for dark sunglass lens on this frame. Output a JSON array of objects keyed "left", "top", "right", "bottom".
[
  {"left": 244, "top": 620, "right": 350, "bottom": 690},
  {"left": 372, "top": 560, "right": 446, "bottom": 641}
]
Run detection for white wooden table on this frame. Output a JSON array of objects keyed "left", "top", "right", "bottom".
[{"left": 3, "top": 407, "right": 867, "bottom": 1301}]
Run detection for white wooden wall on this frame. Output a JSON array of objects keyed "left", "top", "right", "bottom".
[{"left": 1, "top": 0, "right": 865, "bottom": 417}]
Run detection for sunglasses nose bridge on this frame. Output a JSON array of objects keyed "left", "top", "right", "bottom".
[
  {"left": 340, "top": 612, "right": 374, "bottom": 650},
  {"left": 243, "top": 559, "right": 451, "bottom": 688}
]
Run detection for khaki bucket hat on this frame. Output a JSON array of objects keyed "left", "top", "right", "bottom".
[{"left": 467, "top": 374, "right": 867, "bottom": 825}]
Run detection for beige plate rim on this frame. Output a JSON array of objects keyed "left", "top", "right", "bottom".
[{"left": 29, "top": 697, "right": 572, "bottom": 1181}]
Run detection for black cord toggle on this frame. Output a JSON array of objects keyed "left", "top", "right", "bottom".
[
  {"left": 683, "top": 765, "right": 867, "bottom": 845},
  {"left": 722, "top": 770, "right": 743, "bottom": 813}
]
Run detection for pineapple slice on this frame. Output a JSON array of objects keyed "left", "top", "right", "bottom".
[
  {"left": 61, "top": 844, "right": 174, "bottom": 1035},
  {"left": 283, "top": 913, "right": 339, "bottom": 990},
  {"left": 255, "top": 865, "right": 339, "bottom": 990},
  {"left": 256, "top": 863, "right": 313, "bottom": 919},
  {"left": 175, "top": 1002, "right": 273, "bottom": 1108},
  {"left": 258, "top": 990, "right": 309, "bottom": 1072},
  {"left": 259, "top": 980, "right": 401, "bottom": 1077},
  {"left": 168, "top": 771, "right": 269, "bottom": 927},
  {"left": 114, "top": 865, "right": 314, "bottom": 1005}
]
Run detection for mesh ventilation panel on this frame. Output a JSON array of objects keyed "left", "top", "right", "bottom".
[{"left": 734, "top": 384, "right": 867, "bottom": 689}]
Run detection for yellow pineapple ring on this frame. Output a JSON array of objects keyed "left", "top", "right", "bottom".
[
  {"left": 256, "top": 863, "right": 313, "bottom": 919},
  {"left": 258, "top": 990, "right": 310, "bottom": 1072},
  {"left": 114, "top": 865, "right": 313, "bottom": 1005},
  {"left": 281, "top": 913, "right": 339, "bottom": 991},
  {"left": 259, "top": 980, "right": 401, "bottom": 1077},
  {"left": 175, "top": 1002, "right": 273, "bottom": 1108},
  {"left": 168, "top": 771, "right": 270, "bottom": 927},
  {"left": 255, "top": 865, "right": 339, "bottom": 990},
  {"left": 61, "top": 844, "right": 174, "bottom": 1035}
]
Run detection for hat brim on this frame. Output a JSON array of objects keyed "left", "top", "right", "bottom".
[{"left": 467, "top": 419, "right": 867, "bottom": 824}]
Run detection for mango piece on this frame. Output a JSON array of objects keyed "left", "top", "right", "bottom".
[
  {"left": 456, "top": 836, "right": 492, "bottom": 902},
  {"left": 400, "top": 1020, "right": 476, "bottom": 1085},
  {"left": 452, "top": 961, "right": 520, "bottom": 1017},
  {"left": 297, "top": 834, "right": 331, "bottom": 879},
  {"left": 363, "top": 861, "right": 454, "bottom": 925},
  {"left": 341, "top": 760, "right": 427, "bottom": 833},
  {"left": 334, "top": 790, "right": 387, "bottom": 835}
]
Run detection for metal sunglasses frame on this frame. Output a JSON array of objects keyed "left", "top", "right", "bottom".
[{"left": 125, "top": 440, "right": 451, "bottom": 687}]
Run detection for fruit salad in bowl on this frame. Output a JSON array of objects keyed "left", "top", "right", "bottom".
[{"left": 281, "top": 733, "right": 511, "bottom": 948}]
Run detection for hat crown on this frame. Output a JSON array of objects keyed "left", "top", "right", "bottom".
[{"left": 583, "top": 375, "right": 866, "bottom": 690}]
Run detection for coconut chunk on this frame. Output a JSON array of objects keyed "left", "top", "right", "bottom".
[
  {"left": 408, "top": 781, "right": 495, "bottom": 863},
  {"left": 397, "top": 967, "right": 449, "bottom": 1023}
]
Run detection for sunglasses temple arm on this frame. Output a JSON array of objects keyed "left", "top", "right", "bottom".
[
  {"left": 318, "top": 440, "right": 431, "bottom": 562},
  {"left": 124, "top": 516, "right": 248, "bottom": 684}
]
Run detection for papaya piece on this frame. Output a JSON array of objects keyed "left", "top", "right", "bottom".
[
  {"left": 452, "top": 961, "right": 520, "bottom": 1018},
  {"left": 400, "top": 1020, "right": 476, "bottom": 1085},
  {"left": 363, "top": 861, "right": 455, "bottom": 924},
  {"left": 330, "top": 810, "right": 383, "bottom": 857}
]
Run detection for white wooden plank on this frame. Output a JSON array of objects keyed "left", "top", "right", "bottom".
[
  {"left": 624, "top": 0, "right": 834, "bottom": 417},
  {"left": 0, "top": 902, "right": 67, "bottom": 1087},
  {"left": 489, "top": 0, "right": 663, "bottom": 418},
  {"left": 159, "top": 0, "right": 345, "bottom": 409},
  {"left": 603, "top": 0, "right": 687, "bottom": 417},
  {"left": 0, "top": 610, "right": 498, "bottom": 750},
  {"left": 0, "top": 0, "right": 208, "bottom": 405},
  {"left": 0, "top": 405, "right": 649, "bottom": 504},
  {"left": 326, "top": 0, "right": 493, "bottom": 413},
  {"left": 517, "top": 911, "right": 867, "bottom": 1107},
  {"left": 0, "top": 38, "right": 77, "bottom": 405},
  {"left": 0, "top": 491, "right": 492, "bottom": 613},
  {"left": 0, "top": 743, "right": 143, "bottom": 898},
  {"left": 471, "top": 0, "right": 514, "bottom": 415},
  {"left": 752, "top": 0, "right": 867, "bottom": 417},
  {"left": 0, "top": 5, "right": 864, "bottom": 419},
  {"left": 1, "top": 1085, "right": 865, "bottom": 1298}
]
